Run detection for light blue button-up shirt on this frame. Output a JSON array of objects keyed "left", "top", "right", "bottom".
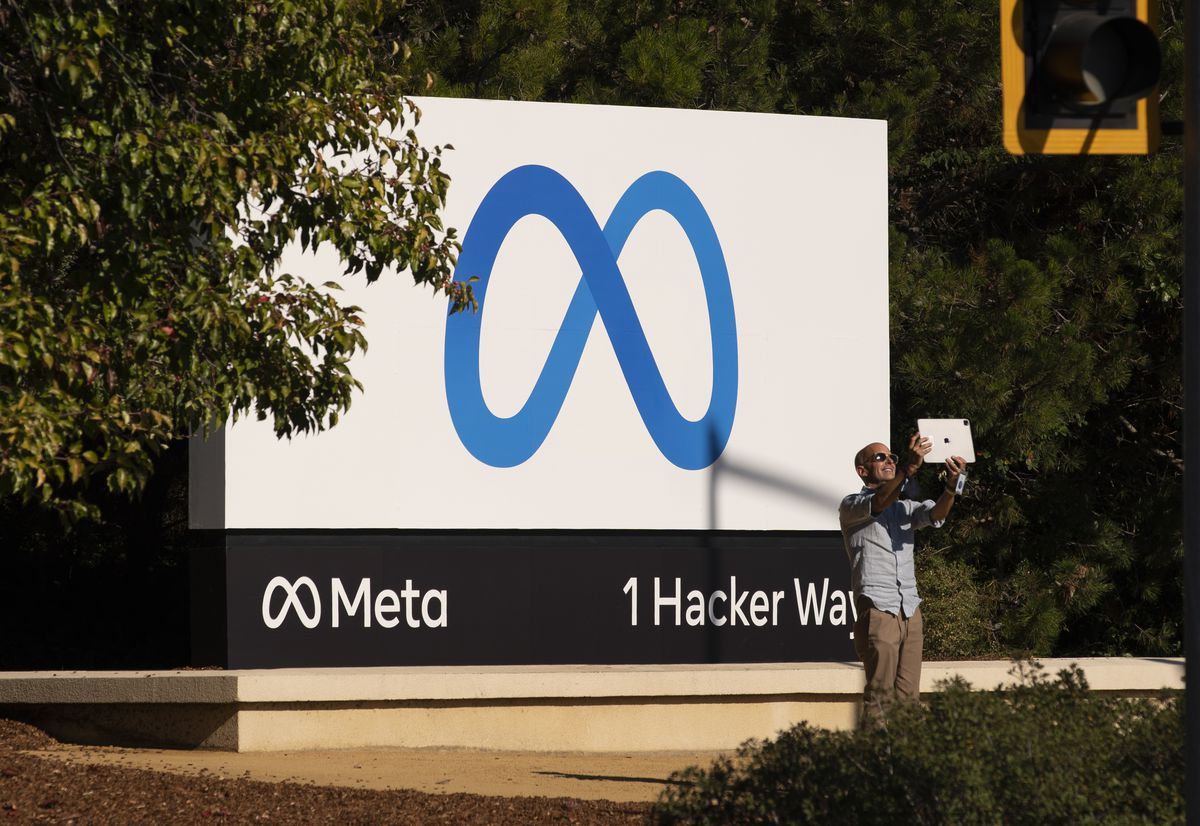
[{"left": 838, "top": 487, "right": 943, "bottom": 617}]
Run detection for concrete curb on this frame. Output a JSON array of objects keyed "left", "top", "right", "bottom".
[{"left": 0, "top": 658, "right": 1182, "bottom": 752}]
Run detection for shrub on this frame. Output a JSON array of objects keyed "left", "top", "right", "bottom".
[
  {"left": 918, "top": 549, "right": 1003, "bottom": 660},
  {"left": 651, "top": 663, "right": 1182, "bottom": 825}
]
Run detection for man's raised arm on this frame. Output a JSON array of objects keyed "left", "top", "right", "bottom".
[
  {"left": 929, "top": 456, "right": 968, "bottom": 523},
  {"left": 872, "top": 433, "right": 930, "bottom": 514}
]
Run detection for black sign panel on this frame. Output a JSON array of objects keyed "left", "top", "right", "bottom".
[{"left": 191, "top": 532, "right": 856, "bottom": 668}]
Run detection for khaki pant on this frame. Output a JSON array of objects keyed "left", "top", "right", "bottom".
[{"left": 853, "top": 602, "right": 923, "bottom": 725}]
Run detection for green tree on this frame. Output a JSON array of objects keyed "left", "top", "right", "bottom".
[
  {"left": 402, "top": 0, "right": 1184, "bottom": 658},
  {"left": 0, "top": 0, "right": 464, "bottom": 520}
]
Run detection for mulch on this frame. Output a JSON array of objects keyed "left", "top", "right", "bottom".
[{"left": 0, "top": 720, "right": 651, "bottom": 825}]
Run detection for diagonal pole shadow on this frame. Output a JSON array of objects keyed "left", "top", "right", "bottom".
[
  {"left": 533, "top": 770, "right": 694, "bottom": 787},
  {"left": 706, "top": 423, "right": 840, "bottom": 531}
]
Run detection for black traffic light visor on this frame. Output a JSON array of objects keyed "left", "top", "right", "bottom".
[{"left": 1041, "top": 13, "right": 1161, "bottom": 107}]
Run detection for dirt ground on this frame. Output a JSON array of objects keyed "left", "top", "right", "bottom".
[{"left": 0, "top": 719, "right": 725, "bottom": 824}]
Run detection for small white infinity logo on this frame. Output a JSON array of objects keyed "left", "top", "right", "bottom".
[{"left": 262, "top": 576, "right": 322, "bottom": 629}]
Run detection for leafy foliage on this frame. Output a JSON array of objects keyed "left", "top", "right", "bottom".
[
  {"left": 0, "top": 0, "right": 464, "bottom": 520},
  {"left": 651, "top": 664, "right": 1183, "bottom": 825},
  {"left": 400, "top": 0, "right": 1184, "bottom": 657}
]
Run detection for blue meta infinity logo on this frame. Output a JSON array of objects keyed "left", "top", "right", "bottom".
[{"left": 444, "top": 165, "right": 737, "bottom": 470}]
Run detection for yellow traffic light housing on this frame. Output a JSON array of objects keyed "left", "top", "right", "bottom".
[{"left": 1001, "top": 0, "right": 1161, "bottom": 154}]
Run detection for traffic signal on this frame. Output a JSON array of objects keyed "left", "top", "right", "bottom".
[{"left": 1001, "top": 0, "right": 1162, "bottom": 154}]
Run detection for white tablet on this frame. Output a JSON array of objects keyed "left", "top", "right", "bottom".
[{"left": 917, "top": 418, "right": 975, "bottom": 464}]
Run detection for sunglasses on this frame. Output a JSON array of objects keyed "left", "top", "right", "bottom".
[{"left": 864, "top": 452, "right": 898, "bottom": 464}]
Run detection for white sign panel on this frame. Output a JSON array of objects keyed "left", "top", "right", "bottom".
[{"left": 191, "top": 98, "right": 888, "bottom": 530}]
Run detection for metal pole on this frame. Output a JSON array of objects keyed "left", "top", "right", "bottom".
[{"left": 1186, "top": 0, "right": 1200, "bottom": 820}]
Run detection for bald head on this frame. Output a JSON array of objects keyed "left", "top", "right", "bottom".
[
  {"left": 854, "top": 441, "right": 897, "bottom": 487},
  {"left": 855, "top": 442, "right": 889, "bottom": 469}
]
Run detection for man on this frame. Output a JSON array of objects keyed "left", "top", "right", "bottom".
[{"left": 839, "top": 434, "right": 967, "bottom": 723}]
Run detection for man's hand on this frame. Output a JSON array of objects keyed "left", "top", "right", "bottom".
[
  {"left": 930, "top": 455, "right": 968, "bottom": 522},
  {"left": 944, "top": 455, "right": 967, "bottom": 492},
  {"left": 904, "top": 433, "right": 932, "bottom": 477}
]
